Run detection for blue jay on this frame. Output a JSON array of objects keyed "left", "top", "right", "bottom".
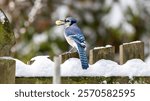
[{"left": 55, "top": 17, "right": 89, "bottom": 69}]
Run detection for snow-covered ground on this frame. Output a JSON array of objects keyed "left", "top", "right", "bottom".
[{"left": 1, "top": 55, "right": 150, "bottom": 78}]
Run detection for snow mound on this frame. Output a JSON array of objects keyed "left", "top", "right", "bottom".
[
  {"left": 0, "top": 56, "right": 54, "bottom": 77},
  {"left": 14, "top": 56, "right": 150, "bottom": 78},
  {"left": 1, "top": 56, "right": 150, "bottom": 78}
]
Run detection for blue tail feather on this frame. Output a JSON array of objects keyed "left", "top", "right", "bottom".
[{"left": 77, "top": 44, "right": 89, "bottom": 69}]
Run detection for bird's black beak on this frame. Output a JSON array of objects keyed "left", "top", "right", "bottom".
[{"left": 55, "top": 20, "right": 65, "bottom": 26}]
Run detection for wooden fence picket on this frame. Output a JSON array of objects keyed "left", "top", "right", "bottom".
[
  {"left": 119, "top": 41, "right": 144, "bottom": 64},
  {"left": 89, "top": 45, "right": 115, "bottom": 64}
]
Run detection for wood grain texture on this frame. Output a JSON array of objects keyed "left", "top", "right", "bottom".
[
  {"left": 89, "top": 46, "right": 115, "bottom": 64},
  {"left": 0, "top": 59, "right": 15, "bottom": 84},
  {"left": 119, "top": 41, "right": 144, "bottom": 64}
]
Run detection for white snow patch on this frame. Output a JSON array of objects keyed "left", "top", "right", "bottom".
[
  {"left": 102, "top": 80, "right": 107, "bottom": 84},
  {"left": 61, "top": 58, "right": 86, "bottom": 76},
  {"left": 103, "top": 3, "right": 124, "bottom": 28},
  {"left": 1, "top": 56, "right": 150, "bottom": 78},
  {"left": 122, "top": 41, "right": 142, "bottom": 45},
  {"left": 130, "top": 41, "right": 142, "bottom": 44},
  {"left": 94, "top": 46, "right": 105, "bottom": 49},
  {"left": 105, "top": 45, "right": 112, "bottom": 48},
  {"left": 121, "top": 22, "right": 135, "bottom": 34},
  {"left": 0, "top": 11, "right": 5, "bottom": 24},
  {"left": 89, "top": 59, "right": 120, "bottom": 77},
  {"left": 94, "top": 45, "right": 112, "bottom": 50},
  {"left": 33, "top": 33, "right": 48, "bottom": 45},
  {"left": 0, "top": 56, "right": 54, "bottom": 77},
  {"left": 145, "top": 56, "right": 150, "bottom": 65},
  {"left": 52, "top": 6, "right": 69, "bottom": 20},
  {"left": 102, "top": 0, "right": 138, "bottom": 34},
  {"left": 27, "top": 56, "right": 54, "bottom": 77},
  {"left": 123, "top": 43, "right": 129, "bottom": 45},
  {"left": 119, "top": 0, "right": 138, "bottom": 15},
  {"left": 121, "top": 59, "right": 148, "bottom": 78},
  {"left": 50, "top": 26, "right": 64, "bottom": 39}
]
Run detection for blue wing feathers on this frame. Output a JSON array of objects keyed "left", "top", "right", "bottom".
[
  {"left": 69, "top": 35, "right": 86, "bottom": 47},
  {"left": 65, "top": 24, "right": 86, "bottom": 47}
]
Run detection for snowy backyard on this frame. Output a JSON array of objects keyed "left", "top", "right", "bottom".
[{"left": 1, "top": 0, "right": 150, "bottom": 84}]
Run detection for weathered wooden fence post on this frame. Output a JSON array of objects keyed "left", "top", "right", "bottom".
[
  {"left": 119, "top": 41, "right": 144, "bottom": 64},
  {"left": 0, "top": 59, "right": 16, "bottom": 84},
  {"left": 0, "top": 9, "right": 16, "bottom": 84},
  {"left": 89, "top": 45, "right": 115, "bottom": 64},
  {"left": 59, "top": 52, "right": 79, "bottom": 63},
  {"left": 53, "top": 56, "right": 61, "bottom": 84}
]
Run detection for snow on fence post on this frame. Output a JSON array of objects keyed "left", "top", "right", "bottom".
[
  {"left": 0, "top": 9, "right": 16, "bottom": 84},
  {"left": 53, "top": 56, "right": 61, "bottom": 84},
  {"left": 119, "top": 41, "right": 144, "bottom": 64},
  {"left": 59, "top": 52, "right": 79, "bottom": 63},
  {"left": 89, "top": 45, "right": 115, "bottom": 64}
]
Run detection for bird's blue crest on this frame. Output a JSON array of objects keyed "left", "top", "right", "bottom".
[{"left": 65, "top": 17, "right": 77, "bottom": 24}]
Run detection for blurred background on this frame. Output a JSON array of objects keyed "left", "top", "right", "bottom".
[{"left": 0, "top": 0, "right": 150, "bottom": 62}]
